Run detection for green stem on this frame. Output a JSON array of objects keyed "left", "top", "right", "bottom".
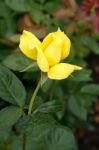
[{"left": 28, "top": 78, "right": 41, "bottom": 115}]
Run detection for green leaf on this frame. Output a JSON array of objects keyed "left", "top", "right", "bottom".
[
  {"left": 0, "top": 1, "right": 11, "bottom": 18},
  {"left": 45, "top": 126, "right": 77, "bottom": 150},
  {"left": 16, "top": 113, "right": 56, "bottom": 135},
  {"left": 0, "top": 129, "right": 10, "bottom": 142},
  {"left": 34, "top": 100, "right": 63, "bottom": 114},
  {"left": 11, "top": 135, "right": 23, "bottom": 150},
  {"left": 26, "top": 126, "right": 77, "bottom": 150},
  {"left": 0, "top": 106, "right": 22, "bottom": 129},
  {"left": 44, "top": 1, "right": 62, "bottom": 14},
  {"left": 79, "top": 94, "right": 95, "bottom": 112},
  {"left": 5, "top": 0, "right": 30, "bottom": 12},
  {"left": 0, "top": 17, "right": 16, "bottom": 38},
  {"left": 81, "top": 36, "right": 99, "bottom": 54},
  {"left": 42, "top": 79, "right": 53, "bottom": 92},
  {"left": 64, "top": 80, "right": 83, "bottom": 94},
  {"left": 32, "top": 96, "right": 44, "bottom": 111},
  {"left": 69, "top": 69, "right": 92, "bottom": 82},
  {"left": 72, "top": 56, "right": 87, "bottom": 67},
  {"left": 0, "top": 45, "right": 13, "bottom": 61},
  {"left": 0, "top": 65, "right": 26, "bottom": 106},
  {"left": 30, "top": 8, "right": 44, "bottom": 24},
  {"left": 54, "top": 86, "right": 64, "bottom": 99},
  {"left": 80, "top": 84, "right": 99, "bottom": 95},
  {"left": 2, "top": 53, "right": 37, "bottom": 72},
  {"left": 20, "top": 63, "right": 38, "bottom": 72},
  {"left": 16, "top": 113, "right": 76, "bottom": 150},
  {"left": 0, "top": 129, "right": 23, "bottom": 150},
  {"left": 68, "top": 95, "right": 87, "bottom": 120}
]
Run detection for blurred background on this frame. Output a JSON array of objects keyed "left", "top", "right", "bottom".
[{"left": 0, "top": 0, "right": 99, "bottom": 150}]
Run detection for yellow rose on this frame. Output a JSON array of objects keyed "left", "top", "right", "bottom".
[{"left": 19, "top": 28, "right": 82, "bottom": 80}]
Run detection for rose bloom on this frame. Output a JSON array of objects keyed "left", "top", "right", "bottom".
[{"left": 19, "top": 28, "right": 82, "bottom": 80}]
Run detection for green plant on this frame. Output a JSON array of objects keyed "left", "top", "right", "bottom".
[{"left": 0, "top": 0, "right": 99, "bottom": 150}]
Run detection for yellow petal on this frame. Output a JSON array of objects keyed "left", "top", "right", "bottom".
[
  {"left": 42, "top": 30, "right": 62, "bottom": 51},
  {"left": 61, "top": 34, "right": 71, "bottom": 59},
  {"left": 42, "top": 33, "right": 53, "bottom": 50},
  {"left": 56, "top": 29, "right": 71, "bottom": 59},
  {"left": 42, "top": 29, "right": 63, "bottom": 66},
  {"left": 37, "top": 48, "right": 49, "bottom": 72},
  {"left": 44, "top": 41, "right": 61, "bottom": 66},
  {"left": 74, "top": 65, "right": 82, "bottom": 70},
  {"left": 19, "top": 30, "right": 41, "bottom": 60},
  {"left": 42, "top": 28, "right": 71, "bottom": 60},
  {"left": 48, "top": 63, "right": 82, "bottom": 80}
]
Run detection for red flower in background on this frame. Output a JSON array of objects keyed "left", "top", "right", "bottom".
[
  {"left": 58, "top": 0, "right": 99, "bottom": 33},
  {"left": 81, "top": 0, "right": 99, "bottom": 15},
  {"left": 91, "top": 13, "right": 99, "bottom": 33},
  {"left": 81, "top": 0, "right": 99, "bottom": 32}
]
